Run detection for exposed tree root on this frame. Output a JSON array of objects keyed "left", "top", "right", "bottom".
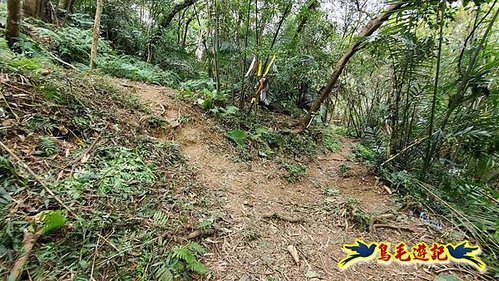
[
  {"left": 262, "top": 213, "right": 305, "bottom": 223},
  {"left": 7, "top": 229, "right": 43, "bottom": 281},
  {"left": 187, "top": 229, "right": 216, "bottom": 240}
]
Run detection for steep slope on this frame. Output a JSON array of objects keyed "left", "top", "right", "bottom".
[{"left": 121, "top": 80, "right": 474, "bottom": 281}]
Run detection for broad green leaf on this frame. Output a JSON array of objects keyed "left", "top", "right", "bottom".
[{"left": 226, "top": 129, "right": 247, "bottom": 148}]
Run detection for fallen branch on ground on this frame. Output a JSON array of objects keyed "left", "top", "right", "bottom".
[
  {"left": 369, "top": 213, "right": 395, "bottom": 232},
  {"left": 287, "top": 245, "right": 300, "bottom": 265},
  {"left": 65, "top": 124, "right": 108, "bottom": 176},
  {"left": 187, "top": 229, "right": 216, "bottom": 240},
  {"left": 0, "top": 141, "right": 76, "bottom": 217},
  {"left": 262, "top": 213, "right": 304, "bottom": 223},
  {"left": 7, "top": 229, "right": 43, "bottom": 281}
]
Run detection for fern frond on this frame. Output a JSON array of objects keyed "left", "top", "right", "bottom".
[{"left": 38, "top": 136, "right": 57, "bottom": 156}]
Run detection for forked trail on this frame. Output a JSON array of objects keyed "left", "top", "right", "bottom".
[{"left": 121, "top": 80, "right": 472, "bottom": 281}]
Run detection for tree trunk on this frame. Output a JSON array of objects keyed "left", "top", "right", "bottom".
[
  {"left": 89, "top": 0, "right": 104, "bottom": 70},
  {"left": 23, "top": 0, "right": 38, "bottom": 18},
  {"left": 295, "top": 3, "right": 403, "bottom": 132},
  {"left": 58, "top": 0, "right": 69, "bottom": 9},
  {"left": 67, "top": 0, "right": 76, "bottom": 12},
  {"left": 152, "top": 0, "right": 197, "bottom": 42},
  {"left": 293, "top": 0, "right": 319, "bottom": 42},
  {"left": 37, "top": 0, "right": 49, "bottom": 20},
  {"left": 6, "top": 0, "right": 23, "bottom": 49},
  {"left": 422, "top": 2, "right": 445, "bottom": 176}
]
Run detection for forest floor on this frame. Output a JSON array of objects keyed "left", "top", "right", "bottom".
[
  {"left": 1, "top": 71, "right": 480, "bottom": 280},
  {"left": 120, "top": 80, "right": 475, "bottom": 281}
]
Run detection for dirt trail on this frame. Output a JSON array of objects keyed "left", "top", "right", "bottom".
[{"left": 119, "top": 80, "right": 467, "bottom": 281}]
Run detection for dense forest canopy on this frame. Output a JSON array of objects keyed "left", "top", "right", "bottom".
[{"left": 1, "top": 0, "right": 498, "bottom": 280}]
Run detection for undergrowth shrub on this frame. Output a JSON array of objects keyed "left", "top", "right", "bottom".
[
  {"left": 99, "top": 54, "right": 180, "bottom": 85},
  {"left": 282, "top": 162, "right": 307, "bottom": 183},
  {"left": 156, "top": 242, "right": 208, "bottom": 281},
  {"left": 53, "top": 146, "right": 156, "bottom": 198},
  {"left": 323, "top": 127, "right": 342, "bottom": 152}
]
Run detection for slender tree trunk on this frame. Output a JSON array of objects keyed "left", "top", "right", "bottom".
[
  {"left": 254, "top": 0, "right": 258, "bottom": 46},
  {"left": 6, "top": 0, "right": 22, "bottom": 49},
  {"left": 262, "top": 2, "right": 291, "bottom": 68},
  {"left": 67, "top": 0, "right": 76, "bottom": 12},
  {"left": 89, "top": 0, "right": 104, "bottom": 70},
  {"left": 215, "top": 0, "right": 221, "bottom": 91},
  {"left": 23, "top": 0, "right": 38, "bottom": 18},
  {"left": 293, "top": 0, "right": 319, "bottom": 42},
  {"left": 422, "top": 2, "right": 445, "bottom": 176},
  {"left": 152, "top": 0, "right": 197, "bottom": 41},
  {"left": 58, "top": 0, "right": 69, "bottom": 9},
  {"left": 295, "top": 3, "right": 403, "bottom": 132},
  {"left": 239, "top": 0, "right": 252, "bottom": 109},
  {"left": 182, "top": 16, "right": 193, "bottom": 47},
  {"left": 36, "top": 0, "right": 50, "bottom": 21}
]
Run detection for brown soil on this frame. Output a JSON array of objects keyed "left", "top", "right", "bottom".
[{"left": 119, "top": 80, "right": 478, "bottom": 281}]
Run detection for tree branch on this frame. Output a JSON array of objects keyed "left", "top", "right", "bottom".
[{"left": 294, "top": 2, "right": 404, "bottom": 133}]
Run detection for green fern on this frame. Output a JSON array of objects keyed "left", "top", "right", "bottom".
[
  {"left": 37, "top": 136, "right": 57, "bottom": 156},
  {"left": 0, "top": 155, "right": 17, "bottom": 177},
  {"left": 152, "top": 210, "right": 169, "bottom": 226},
  {"left": 160, "top": 242, "right": 208, "bottom": 280},
  {"left": 186, "top": 242, "right": 206, "bottom": 256},
  {"left": 28, "top": 115, "right": 56, "bottom": 133},
  {"left": 186, "top": 260, "right": 207, "bottom": 274}
]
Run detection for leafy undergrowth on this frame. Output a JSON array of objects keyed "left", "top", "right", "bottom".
[
  {"left": 179, "top": 78, "right": 345, "bottom": 161},
  {"left": 351, "top": 138, "right": 499, "bottom": 274},
  {"left": 1, "top": 11, "right": 182, "bottom": 86},
  {"left": 0, "top": 39, "right": 210, "bottom": 280}
]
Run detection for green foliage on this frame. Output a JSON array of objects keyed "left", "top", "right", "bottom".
[
  {"left": 323, "top": 127, "right": 342, "bottom": 152},
  {"left": 282, "top": 162, "right": 307, "bottom": 183},
  {"left": 36, "top": 136, "right": 57, "bottom": 157},
  {"left": 351, "top": 143, "right": 378, "bottom": 163},
  {"left": 53, "top": 146, "right": 156, "bottom": 197},
  {"left": 338, "top": 163, "right": 351, "bottom": 178},
  {"left": 324, "top": 186, "right": 340, "bottom": 197},
  {"left": 152, "top": 210, "right": 170, "bottom": 226},
  {"left": 0, "top": 37, "right": 49, "bottom": 74},
  {"left": 39, "top": 83, "right": 65, "bottom": 104},
  {"left": 210, "top": 105, "right": 239, "bottom": 119},
  {"left": 0, "top": 155, "right": 26, "bottom": 208},
  {"left": 288, "top": 133, "right": 318, "bottom": 158},
  {"left": 27, "top": 115, "right": 57, "bottom": 133},
  {"left": 196, "top": 89, "right": 228, "bottom": 111},
  {"left": 434, "top": 274, "right": 462, "bottom": 281},
  {"left": 34, "top": 26, "right": 111, "bottom": 64},
  {"left": 100, "top": 55, "right": 180, "bottom": 85},
  {"left": 249, "top": 126, "right": 285, "bottom": 158},
  {"left": 197, "top": 219, "right": 214, "bottom": 230},
  {"left": 138, "top": 138, "right": 186, "bottom": 166},
  {"left": 40, "top": 211, "right": 68, "bottom": 235},
  {"left": 226, "top": 129, "right": 247, "bottom": 148},
  {"left": 345, "top": 198, "right": 370, "bottom": 230},
  {"left": 156, "top": 242, "right": 208, "bottom": 281}
]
